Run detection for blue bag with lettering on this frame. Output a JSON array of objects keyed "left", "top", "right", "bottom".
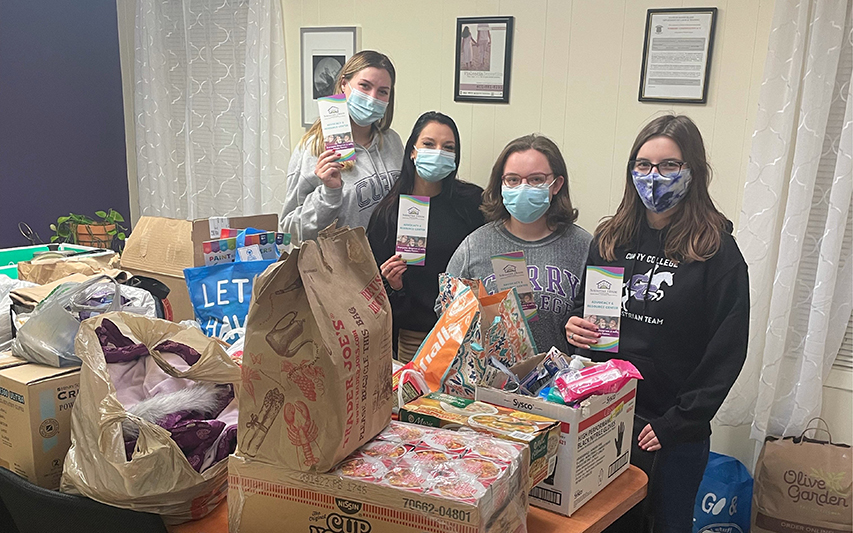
[
  {"left": 693, "top": 452, "right": 753, "bottom": 533},
  {"left": 184, "top": 260, "right": 274, "bottom": 339}
]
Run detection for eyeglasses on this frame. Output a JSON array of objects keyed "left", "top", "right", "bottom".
[
  {"left": 628, "top": 159, "right": 686, "bottom": 176},
  {"left": 501, "top": 173, "right": 554, "bottom": 188}
]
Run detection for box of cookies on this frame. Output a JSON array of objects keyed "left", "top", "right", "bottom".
[
  {"left": 397, "top": 392, "right": 560, "bottom": 490},
  {"left": 228, "top": 422, "right": 529, "bottom": 533}
]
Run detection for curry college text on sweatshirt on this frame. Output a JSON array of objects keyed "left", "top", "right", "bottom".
[
  {"left": 280, "top": 129, "right": 404, "bottom": 242},
  {"left": 443, "top": 221, "right": 592, "bottom": 354},
  {"left": 573, "top": 222, "right": 749, "bottom": 446}
]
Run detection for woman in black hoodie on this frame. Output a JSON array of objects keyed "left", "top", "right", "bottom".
[{"left": 565, "top": 115, "right": 749, "bottom": 533}]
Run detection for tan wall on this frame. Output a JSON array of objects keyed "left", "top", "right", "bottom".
[{"left": 282, "top": 0, "right": 775, "bottom": 232}]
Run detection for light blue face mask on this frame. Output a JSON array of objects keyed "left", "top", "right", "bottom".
[
  {"left": 347, "top": 87, "right": 388, "bottom": 127},
  {"left": 631, "top": 168, "right": 692, "bottom": 214},
  {"left": 414, "top": 148, "right": 457, "bottom": 182},
  {"left": 501, "top": 183, "right": 554, "bottom": 224}
]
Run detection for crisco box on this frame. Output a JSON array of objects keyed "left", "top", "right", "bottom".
[
  {"left": 228, "top": 423, "right": 530, "bottom": 533},
  {"left": 397, "top": 392, "right": 559, "bottom": 490},
  {"left": 0, "top": 354, "right": 80, "bottom": 489},
  {"left": 120, "top": 214, "right": 278, "bottom": 322},
  {"left": 476, "top": 354, "right": 637, "bottom": 516}
]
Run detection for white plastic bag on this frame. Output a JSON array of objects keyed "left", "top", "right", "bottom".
[{"left": 0, "top": 277, "right": 37, "bottom": 352}]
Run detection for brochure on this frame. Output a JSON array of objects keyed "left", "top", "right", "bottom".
[
  {"left": 491, "top": 251, "right": 538, "bottom": 321},
  {"left": 318, "top": 93, "right": 356, "bottom": 162},
  {"left": 395, "top": 195, "right": 430, "bottom": 266},
  {"left": 583, "top": 266, "right": 624, "bottom": 352}
]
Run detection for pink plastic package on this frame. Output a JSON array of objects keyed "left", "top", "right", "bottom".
[{"left": 553, "top": 359, "right": 642, "bottom": 404}]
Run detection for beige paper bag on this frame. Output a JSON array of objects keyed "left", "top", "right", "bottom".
[
  {"left": 18, "top": 253, "right": 120, "bottom": 284},
  {"left": 237, "top": 224, "right": 393, "bottom": 472}
]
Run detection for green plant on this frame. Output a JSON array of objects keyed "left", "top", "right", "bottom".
[{"left": 50, "top": 209, "right": 128, "bottom": 246}]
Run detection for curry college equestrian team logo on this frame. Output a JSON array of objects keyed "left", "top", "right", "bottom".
[{"left": 697, "top": 492, "right": 743, "bottom": 533}]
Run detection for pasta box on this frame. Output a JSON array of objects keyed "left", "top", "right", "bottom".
[{"left": 397, "top": 392, "right": 560, "bottom": 490}]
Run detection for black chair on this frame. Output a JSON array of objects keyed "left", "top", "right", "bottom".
[{"left": 0, "top": 467, "right": 168, "bottom": 533}]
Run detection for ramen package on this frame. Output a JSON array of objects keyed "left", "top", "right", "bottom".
[
  {"left": 398, "top": 392, "right": 560, "bottom": 489},
  {"left": 237, "top": 224, "right": 393, "bottom": 472},
  {"left": 228, "top": 422, "right": 529, "bottom": 533}
]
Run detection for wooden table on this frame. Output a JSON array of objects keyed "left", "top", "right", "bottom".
[{"left": 170, "top": 465, "right": 646, "bottom": 533}]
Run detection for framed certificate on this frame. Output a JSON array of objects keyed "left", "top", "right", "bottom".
[
  {"left": 638, "top": 8, "right": 717, "bottom": 103},
  {"left": 454, "top": 16, "right": 514, "bottom": 103}
]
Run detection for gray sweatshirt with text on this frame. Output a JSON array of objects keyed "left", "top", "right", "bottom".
[
  {"left": 443, "top": 221, "right": 593, "bottom": 354},
  {"left": 280, "top": 130, "right": 404, "bottom": 242}
]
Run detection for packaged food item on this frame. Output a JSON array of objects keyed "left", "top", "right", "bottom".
[
  {"left": 228, "top": 422, "right": 530, "bottom": 533},
  {"left": 392, "top": 362, "right": 429, "bottom": 415},
  {"left": 398, "top": 392, "right": 560, "bottom": 489},
  {"left": 552, "top": 359, "right": 642, "bottom": 404}
]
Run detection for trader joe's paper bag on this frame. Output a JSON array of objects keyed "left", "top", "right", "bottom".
[{"left": 237, "top": 224, "right": 393, "bottom": 472}]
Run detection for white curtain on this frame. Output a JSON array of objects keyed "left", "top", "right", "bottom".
[
  {"left": 715, "top": 0, "right": 853, "bottom": 442},
  {"left": 134, "top": 0, "right": 290, "bottom": 219}
]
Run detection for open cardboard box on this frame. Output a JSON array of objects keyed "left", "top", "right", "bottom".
[
  {"left": 120, "top": 215, "right": 278, "bottom": 322},
  {"left": 0, "top": 352, "right": 80, "bottom": 489},
  {"left": 476, "top": 354, "right": 637, "bottom": 516}
]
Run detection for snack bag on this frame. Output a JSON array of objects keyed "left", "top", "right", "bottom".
[{"left": 237, "top": 224, "right": 393, "bottom": 472}]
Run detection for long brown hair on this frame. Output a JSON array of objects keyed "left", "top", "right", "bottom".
[
  {"left": 481, "top": 134, "right": 578, "bottom": 231},
  {"left": 301, "top": 50, "right": 396, "bottom": 157},
  {"left": 596, "top": 115, "right": 728, "bottom": 263}
]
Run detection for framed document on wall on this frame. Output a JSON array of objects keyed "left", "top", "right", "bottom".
[
  {"left": 300, "top": 27, "right": 360, "bottom": 127},
  {"left": 454, "top": 16, "right": 514, "bottom": 103},
  {"left": 638, "top": 8, "right": 717, "bottom": 103}
]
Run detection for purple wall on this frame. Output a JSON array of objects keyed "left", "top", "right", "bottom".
[{"left": 0, "top": 0, "right": 129, "bottom": 248}]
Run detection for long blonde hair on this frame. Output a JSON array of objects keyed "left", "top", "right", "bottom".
[
  {"left": 596, "top": 115, "right": 728, "bottom": 263},
  {"left": 301, "top": 50, "right": 396, "bottom": 160}
]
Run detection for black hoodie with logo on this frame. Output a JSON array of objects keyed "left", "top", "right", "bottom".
[{"left": 571, "top": 221, "right": 749, "bottom": 446}]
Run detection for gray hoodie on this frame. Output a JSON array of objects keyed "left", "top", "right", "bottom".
[
  {"left": 443, "top": 221, "right": 592, "bottom": 354},
  {"left": 280, "top": 129, "right": 404, "bottom": 242}
]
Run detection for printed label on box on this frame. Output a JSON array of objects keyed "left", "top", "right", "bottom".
[
  {"left": 395, "top": 195, "right": 430, "bottom": 266},
  {"left": 319, "top": 93, "right": 356, "bottom": 162},
  {"left": 208, "top": 217, "right": 229, "bottom": 239},
  {"left": 491, "top": 251, "right": 538, "bottom": 322},
  {"left": 583, "top": 266, "right": 624, "bottom": 352}
]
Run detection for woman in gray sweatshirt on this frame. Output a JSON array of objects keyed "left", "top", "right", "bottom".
[
  {"left": 443, "top": 134, "right": 592, "bottom": 354},
  {"left": 280, "top": 51, "right": 404, "bottom": 243}
]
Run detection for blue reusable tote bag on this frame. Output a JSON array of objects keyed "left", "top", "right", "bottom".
[{"left": 693, "top": 452, "right": 753, "bottom": 533}]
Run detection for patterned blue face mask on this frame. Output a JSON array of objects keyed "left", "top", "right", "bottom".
[
  {"left": 346, "top": 87, "right": 388, "bottom": 127},
  {"left": 631, "top": 168, "right": 692, "bottom": 214}
]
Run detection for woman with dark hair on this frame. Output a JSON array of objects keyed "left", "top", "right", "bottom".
[
  {"left": 281, "top": 50, "right": 403, "bottom": 243},
  {"left": 565, "top": 115, "right": 749, "bottom": 533},
  {"left": 367, "top": 111, "right": 484, "bottom": 362},
  {"left": 443, "top": 134, "right": 592, "bottom": 354}
]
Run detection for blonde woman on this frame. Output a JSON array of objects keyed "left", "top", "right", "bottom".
[{"left": 281, "top": 51, "right": 403, "bottom": 242}]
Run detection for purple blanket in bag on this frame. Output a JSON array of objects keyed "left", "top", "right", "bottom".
[{"left": 96, "top": 320, "right": 237, "bottom": 472}]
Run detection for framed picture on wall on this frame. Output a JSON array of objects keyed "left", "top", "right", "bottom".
[
  {"left": 638, "top": 8, "right": 717, "bottom": 103},
  {"left": 454, "top": 16, "right": 514, "bottom": 103},
  {"left": 300, "top": 27, "right": 360, "bottom": 127}
]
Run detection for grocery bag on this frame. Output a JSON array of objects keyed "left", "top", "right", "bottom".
[
  {"left": 18, "top": 251, "right": 120, "bottom": 284},
  {"left": 752, "top": 418, "right": 852, "bottom": 533},
  {"left": 237, "top": 224, "right": 393, "bottom": 472},
  {"left": 184, "top": 259, "right": 274, "bottom": 340},
  {"left": 693, "top": 452, "right": 752, "bottom": 533},
  {"left": 11, "top": 275, "right": 149, "bottom": 367},
  {"left": 61, "top": 312, "right": 241, "bottom": 523}
]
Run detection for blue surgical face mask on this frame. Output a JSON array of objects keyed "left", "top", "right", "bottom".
[
  {"left": 346, "top": 87, "right": 388, "bottom": 127},
  {"left": 414, "top": 148, "right": 456, "bottom": 182},
  {"left": 631, "top": 168, "right": 692, "bottom": 214},
  {"left": 501, "top": 183, "right": 554, "bottom": 224}
]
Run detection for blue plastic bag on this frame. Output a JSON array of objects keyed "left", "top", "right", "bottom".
[
  {"left": 693, "top": 452, "right": 753, "bottom": 533},
  {"left": 184, "top": 260, "right": 274, "bottom": 339}
]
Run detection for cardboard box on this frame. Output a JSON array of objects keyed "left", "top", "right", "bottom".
[
  {"left": 120, "top": 214, "right": 278, "bottom": 322},
  {"left": 476, "top": 354, "right": 637, "bottom": 516},
  {"left": 0, "top": 354, "right": 80, "bottom": 489},
  {"left": 398, "top": 392, "right": 560, "bottom": 490},
  {"left": 228, "top": 422, "right": 529, "bottom": 533}
]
